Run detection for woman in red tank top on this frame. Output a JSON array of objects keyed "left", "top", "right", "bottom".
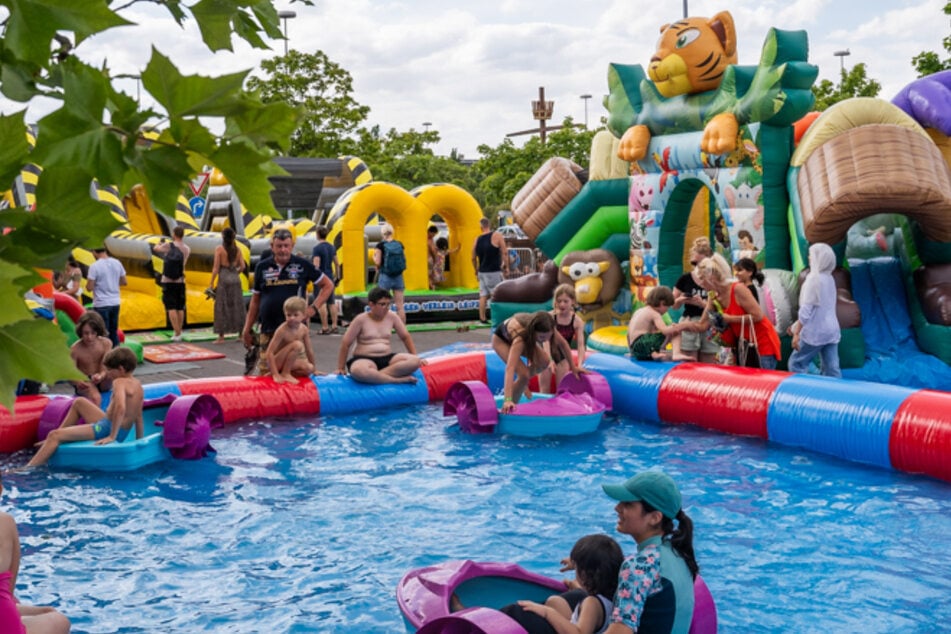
[{"left": 696, "top": 254, "right": 781, "bottom": 369}]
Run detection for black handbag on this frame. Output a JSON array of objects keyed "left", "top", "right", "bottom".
[{"left": 736, "top": 314, "right": 761, "bottom": 368}]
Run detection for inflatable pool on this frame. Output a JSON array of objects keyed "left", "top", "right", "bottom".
[
  {"left": 397, "top": 559, "right": 717, "bottom": 634},
  {"left": 37, "top": 393, "right": 222, "bottom": 471},
  {"left": 4, "top": 348, "right": 951, "bottom": 482}
]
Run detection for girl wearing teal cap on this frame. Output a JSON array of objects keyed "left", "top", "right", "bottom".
[{"left": 601, "top": 471, "right": 699, "bottom": 634}]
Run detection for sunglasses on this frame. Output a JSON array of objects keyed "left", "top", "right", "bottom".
[{"left": 272, "top": 230, "right": 293, "bottom": 239}]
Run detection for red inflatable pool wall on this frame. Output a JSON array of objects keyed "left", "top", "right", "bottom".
[
  {"left": 657, "top": 365, "right": 785, "bottom": 438},
  {"left": 177, "top": 377, "right": 320, "bottom": 424},
  {"left": 890, "top": 390, "right": 951, "bottom": 482},
  {"left": 422, "top": 352, "right": 488, "bottom": 402},
  {"left": 0, "top": 396, "right": 49, "bottom": 453}
]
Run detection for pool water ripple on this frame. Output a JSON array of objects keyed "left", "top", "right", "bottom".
[{"left": 3, "top": 404, "right": 951, "bottom": 632}]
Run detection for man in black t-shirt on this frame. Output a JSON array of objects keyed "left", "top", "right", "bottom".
[{"left": 242, "top": 228, "right": 334, "bottom": 375}]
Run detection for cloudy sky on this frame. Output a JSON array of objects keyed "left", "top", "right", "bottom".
[{"left": 9, "top": 0, "right": 950, "bottom": 159}]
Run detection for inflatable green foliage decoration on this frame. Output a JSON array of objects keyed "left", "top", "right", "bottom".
[{"left": 606, "top": 28, "right": 818, "bottom": 139}]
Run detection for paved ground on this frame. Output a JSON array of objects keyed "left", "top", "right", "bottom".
[{"left": 50, "top": 321, "right": 493, "bottom": 393}]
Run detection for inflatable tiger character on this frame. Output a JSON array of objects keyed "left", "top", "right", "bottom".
[{"left": 618, "top": 11, "right": 739, "bottom": 162}]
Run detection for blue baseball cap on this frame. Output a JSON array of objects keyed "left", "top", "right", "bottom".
[{"left": 602, "top": 471, "right": 682, "bottom": 520}]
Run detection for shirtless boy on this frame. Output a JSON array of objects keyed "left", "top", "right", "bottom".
[
  {"left": 27, "top": 347, "right": 144, "bottom": 468},
  {"left": 336, "top": 287, "right": 425, "bottom": 384},
  {"left": 69, "top": 311, "right": 113, "bottom": 407},
  {"left": 266, "top": 296, "right": 317, "bottom": 383},
  {"left": 627, "top": 286, "right": 694, "bottom": 362}
]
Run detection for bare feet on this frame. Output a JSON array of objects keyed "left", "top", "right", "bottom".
[
  {"left": 213, "top": 337, "right": 226, "bottom": 344},
  {"left": 671, "top": 354, "right": 695, "bottom": 362},
  {"left": 396, "top": 375, "right": 418, "bottom": 384}
]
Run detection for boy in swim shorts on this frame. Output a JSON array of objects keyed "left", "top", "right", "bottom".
[
  {"left": 27, "top": 347, "right": 144, "bottom": 468},
  {"left": 265, "top": 296, "right": 317, "bottom": 383},
  {"left": 336, "top": 287, "right": 425, "bottom": 384},
  {"left": 626, "top": 286, "right": 693, "bottom": 361}
]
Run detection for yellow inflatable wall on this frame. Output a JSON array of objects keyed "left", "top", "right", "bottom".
[{"left": 337, "top": 182, "right": 482, "bottom": 294}]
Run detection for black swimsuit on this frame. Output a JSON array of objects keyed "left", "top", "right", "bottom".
[
  {"left": 346, "top": 353, "right": 396, "bottom": 372},
  {"left": 494, "top": 320, "right": 513, "bottom": 344}
]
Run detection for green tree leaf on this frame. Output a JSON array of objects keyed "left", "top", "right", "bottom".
[
  {"left": 912, "top": 2, "right": 951, "bottom": 77},
  {"left": 142, "top": 48, "right": 250, "bottom": 118},
  {"left": 0, "top": 111, "right": 30, "bottom": 187},
  {"left": 0, "top": 319, "right": 83, "bottom": 412}
]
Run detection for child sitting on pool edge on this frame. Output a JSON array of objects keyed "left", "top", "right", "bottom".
[
  {"left": 27, "top": 347, "right": 144, "bottom": 468},
  {"left": 265, "top": 296, "right": 317, "bottom": 384},
  {"left": 627, "top": 286, "right": 694, "bottom": 362}
]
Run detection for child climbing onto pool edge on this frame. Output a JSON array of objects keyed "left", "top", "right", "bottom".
[
  {"left": 27, "top": 347, "right": 144, "bottom": 468},
  {"left": 265, "top": 296, "right": 317, "bottom": 384},
  {"left": 493, "top": 311, "right": 582, "bottom": 414},
  {"left": 627, "top": 286, "right": 694, "bottom": 362}
]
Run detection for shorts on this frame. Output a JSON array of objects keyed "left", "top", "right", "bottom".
[
  {"left": 478, "top": 271, "right": 503, "bottom": 297},
  {"left": 680, "top": 316, "right": 720, "bottom": 354},
  {"left": 90, "top": 418, "right": 130, "bottom": 442},
  {"left": 377, "top": 272, "right": 404, "bottom": 291},
  {"left": 162, "top": 282, "right": 186, "bottom": 311},
  {"left": 630, "top": 332, "right": 666, "bottom": 361},
  {"left": 347, "top": 353, "right": 396, "bottom": 373},
  {"left": 91, "top": 418, "right": 112, "bottom": 440}
]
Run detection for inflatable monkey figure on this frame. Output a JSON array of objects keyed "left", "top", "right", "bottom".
[{"left": 559, "top": 249, "right": 624, "bottom": 330}]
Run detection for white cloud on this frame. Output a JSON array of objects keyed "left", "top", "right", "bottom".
[{"left": 1, "top": 1, "right": 946, "bottom": 159}]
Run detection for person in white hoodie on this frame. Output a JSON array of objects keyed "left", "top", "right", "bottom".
[{"left": 788, "top": 242, "right": 841, "bottom": 377}]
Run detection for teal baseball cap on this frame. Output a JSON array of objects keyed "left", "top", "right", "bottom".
[{"left": 602, "top": 471, "right": 682, "bottom": 520}]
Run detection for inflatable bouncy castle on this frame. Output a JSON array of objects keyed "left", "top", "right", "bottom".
[
  {"left": 501, "top": 9, "right": 951, "bottom": 391},
  {"left": 201, "top": 158, "right": 486, "bottom": 322}
]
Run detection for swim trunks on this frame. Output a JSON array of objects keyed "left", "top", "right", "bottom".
[
  {"left": 346, "top": 353, "right": 396, "bottom": 373},
  {"left": 90, "top": 418, "right": 131, "bottom": 442},
  {"left": 629, "top": 332, "right": 666, "bottom": 361},
  {"left": 91, "top": 418, "right": 112, "bottom": 440}
]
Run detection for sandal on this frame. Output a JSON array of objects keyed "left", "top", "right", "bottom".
[{"left": 318, "top": 328, "right": 332, "bottom": 335}]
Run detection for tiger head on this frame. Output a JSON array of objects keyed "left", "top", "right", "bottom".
[{"left": 648, "top": 11, "right": 737, "bottom": 98}]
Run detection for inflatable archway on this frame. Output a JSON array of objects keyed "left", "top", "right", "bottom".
[{"left": 336, "top": 182, "right": 481, "bottom": 294}]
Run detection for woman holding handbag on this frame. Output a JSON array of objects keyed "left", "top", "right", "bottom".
[{"left": 696, "top": 253, "right": 782, "bottom": 369}]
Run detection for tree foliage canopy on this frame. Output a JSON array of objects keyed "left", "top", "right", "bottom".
[
  {"left": 912, "top": 2, "right": 951, "bottom": 76},
  {"left": 0, "top": 0, "right": 311, "bottom": 411},
  {"left": 811, "top": 63, "right": 882, "bottom": 111},
  {"left": 247, "top": 50, "right": 369, "bottom": 157}
]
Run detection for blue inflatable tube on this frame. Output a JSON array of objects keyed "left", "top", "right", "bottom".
[
  {"left": 767, "top": 375, "right": 910, "bottom": 470},
  {"left": 585, "top": 354, "right": 673, "bottom": 424},
  {"left": 312, "top": 372, "right": 430, "bottom": 417}
]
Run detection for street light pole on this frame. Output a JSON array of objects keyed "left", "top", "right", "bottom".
[
  {"left": 579, "top": 94, "right": 592, "bottom": 129},
  {"left": 833, "top": 49, "right": 850, "bottom": 75},
  {"left": 278, "top": 10, "right": 296, "bottom": 56},
  {"left": 422, "top": 122, "right": 432, "bottom": 133},
  {"left": 683, "top": 0, "right": 688, "bottom": 18}
]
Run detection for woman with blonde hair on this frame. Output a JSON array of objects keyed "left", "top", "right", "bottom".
[{"left": 696, "top": 253, "right": 782, "bottom": 369}]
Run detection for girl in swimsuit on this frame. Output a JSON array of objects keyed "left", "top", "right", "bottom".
[
  {"left": 540, "top": 284, "right": 586, "bottom": 394},
  {"left": 492, "top": 311, "right": 582, "bottom": 414}
]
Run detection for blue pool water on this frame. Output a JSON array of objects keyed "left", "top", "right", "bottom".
[{"left": 4, "top": 404, "right": 951, "bottom": 633}]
